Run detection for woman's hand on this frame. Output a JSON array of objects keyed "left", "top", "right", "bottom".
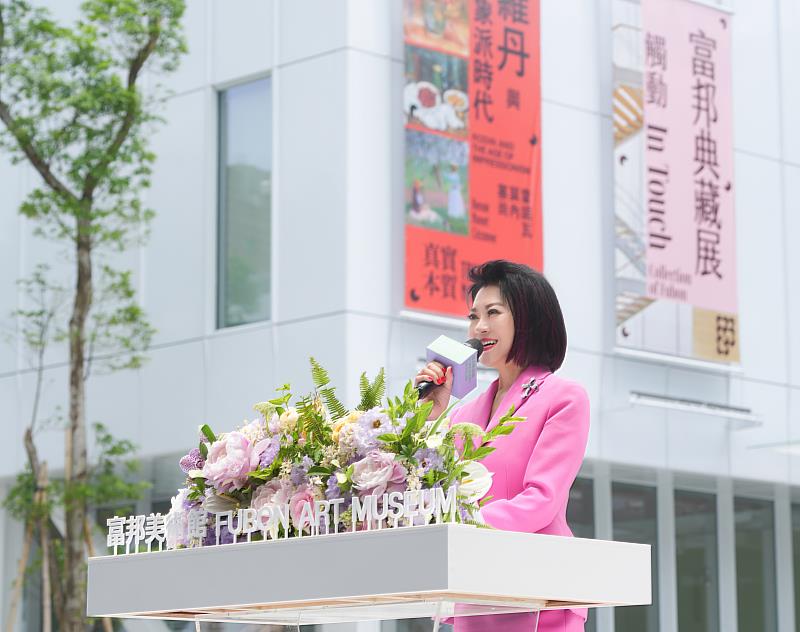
[{"left": 414, "top": 361, "right": 453, "bottom": 420}]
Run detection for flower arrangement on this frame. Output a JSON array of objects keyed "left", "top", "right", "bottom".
[{"left": 164, "top": 359, "right": 523, "bottom": 548}]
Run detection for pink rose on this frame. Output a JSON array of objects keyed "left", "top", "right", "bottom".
[
  {"left": 352, "top": 450, "right": 407, "bottom": 497},
  {"left": 202, "top": 432, "right": 269, "bottom": 492},
  {"left": 251, "top": 479, "right": 288, "bottom": 512},
  {"left": 289, "top": 484, "right": 316, "bottom": 531},
  {"left": 386, "top": 460, "right": 408, "bottom": 495}
]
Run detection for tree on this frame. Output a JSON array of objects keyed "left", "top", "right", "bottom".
[{"left": 0, "top": 1, "right": 186, "bottom": 630}]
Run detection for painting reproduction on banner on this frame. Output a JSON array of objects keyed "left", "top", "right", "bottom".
[
  {"left": 612, "top": 0, "right": 739, "bottom": 364},
  {"left": 404, "top": 0, "right": 543, "bottom": 317}
]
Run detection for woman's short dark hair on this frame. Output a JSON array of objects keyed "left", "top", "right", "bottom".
[{"left": 467, "top": 260, "right": 567, "bottom": 372}]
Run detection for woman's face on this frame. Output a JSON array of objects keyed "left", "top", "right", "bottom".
[{"left": 467, "top": 285, "right": 516, "bottom": 369}]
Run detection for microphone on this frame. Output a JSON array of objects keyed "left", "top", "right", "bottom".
[{"left": 416, "top": 336, "right": 483, "bottom": 400}]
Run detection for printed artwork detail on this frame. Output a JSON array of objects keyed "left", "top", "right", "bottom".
[{"left": 404, "top": 0, "right": 543, "bottom": 316}]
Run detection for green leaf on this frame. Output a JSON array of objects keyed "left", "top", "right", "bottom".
[
  {"left": 377, "top": 433, "right": 399, "bottom": 443},
  {"left": 471, "top": 446, "right": 495, "bottom": 460},
  {"left": 200, "top": 424, "right": 216, "bottom": 444},
  {"left": 357, "top": 367, "right": 387, "bottom": 411},
  {"left": 307, "top": 466, "right": 333, "bottom": 476},
  {"left": 198, "top": 441, "right": 208, "bottom": 458},
  {"left": 309, "top": 357, "right": 331, "bottom": 389},
  {"left": 306, "top": 358, "right": 349, "bottom": 420}
]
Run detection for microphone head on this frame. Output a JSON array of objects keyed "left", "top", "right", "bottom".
[
  {"left": 464, "top": 338, "right": 483, "bottom": 360},
  {"left": 424, "top": 335, "right": 482, "bottom": 399}
]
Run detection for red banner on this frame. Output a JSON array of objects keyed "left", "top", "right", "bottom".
[{"left": 403, "top": 0, "right": 542, "bottom": 317}]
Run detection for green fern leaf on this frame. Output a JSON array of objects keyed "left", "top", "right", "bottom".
[
  {"left": 310, "top": 357, "right": 330, "bottom": 389},
  {"left": 297, "top": 395, "right": 330, "bottom": 444},
  {"left": 321, "top": 387, "right": 348, "bottom": 420},
  {"left": 309, "top": 357, "right": 348, "bottom": 420},
  {"left": 368, "top": 367, "right": 386, "bottom": 406}
]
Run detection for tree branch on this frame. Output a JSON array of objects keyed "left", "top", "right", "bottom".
[
  {"left": 0, "top": 99, "right": 79, "bottom": 204},
  {"left": 82, "top": 16, "right": 161, "bottom": 203},
  {"left": 0, "top": 4, "right": 6, "bottom": 71}
]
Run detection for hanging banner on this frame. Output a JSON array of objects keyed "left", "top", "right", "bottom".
[
  {"left": 613, "top": 0, "right": 739, "bottom": 363},
  {"left": 403, "top": 0, "right": 542, "bottom": 317},
  {"left": 642, "top": 0, "right": 736, "bottom": 314}
]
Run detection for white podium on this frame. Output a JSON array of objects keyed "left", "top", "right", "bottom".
[{"left": 87, "top": 523, "right": 650, "bottom": 626}]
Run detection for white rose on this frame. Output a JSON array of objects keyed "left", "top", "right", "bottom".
[
  {"left": 280, "top": 407, "right": 299, "bottom": 431},
  {"left": 425, "top": 434, "right": 444, "bottom": 449},
  {"left": 458, "top": 461, "right": 493, "bottom": 504}
]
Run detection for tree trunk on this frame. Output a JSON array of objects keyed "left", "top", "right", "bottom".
[
  {"left": 83, "top": 518, "right": 113, "bottom": 632},
  {"left": 22, "top": 424, "right": 66, "bottom": 625},
  {"left": 63, "top": 229, "right": 93, "bottom": 632},
  {"left": 39, "top": 462, "right": 52, "bottom": 632},
  {"left": 3, "top": 519, "right": 34, "bottom": 632}
]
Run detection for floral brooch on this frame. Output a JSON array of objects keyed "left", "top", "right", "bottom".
[{"left": 521, "top": 377, "right": 540, "bottom": 400}]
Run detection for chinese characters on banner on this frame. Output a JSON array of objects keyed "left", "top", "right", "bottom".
[
  {"left": 643, "top": 0, "right": 736, "bottom": 314},
  {"left": 403, "top": 0, "right": 542, "bottom": 316},
  {"left": 613, "top": 0, "right": 738, "bottom": 363}
]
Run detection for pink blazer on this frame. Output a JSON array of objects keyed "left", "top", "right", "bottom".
[{"left": 449, "top": 364, "right": 590, "bottom": 629}]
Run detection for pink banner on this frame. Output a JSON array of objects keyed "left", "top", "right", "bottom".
[{"left": 642, "top": 0, "right": 737, "bottom": 314}]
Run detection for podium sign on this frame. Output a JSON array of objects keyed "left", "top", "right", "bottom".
[{"left": 87, "top": 524, "right": 650, "bottom": 625}]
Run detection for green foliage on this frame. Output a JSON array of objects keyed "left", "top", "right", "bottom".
[
  {"left": 356, "top": 367, "right": 386, "bottom": 411},
  {"left": 12, "top": 263, "right": 68, "bottom": 355},
  {"left": 2, "top": 423, "right": 149, "bottom": 523},
  {"left": 309, "top": 357, "right": 348, "bottom": 420},
  {"left": 253, "top": 401, "right": 276, "bottom": 421},
  {"left": 0, "top": 2, "right": 186, "bottom": 625},
  {"left": 0, "top": 0, "right": 186, "bottom": 247},
  {"left": 266, "top": 384, "right": 292, "bottom": 415},
  {"left": 296, "top": 394, "right": 332, "bottom": 446},
  {"left": 80, "top": 422, "right": 149, "bottom": 507},
  {"left": 199, "top": 424, "right": 216, "bottom": 444},
  {"left": 86, "top": 265, "right": 156, "bottom": 374}
]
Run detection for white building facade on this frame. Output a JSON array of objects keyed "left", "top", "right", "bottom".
[{"left": 1, "top": 1, "right": 799, "bottom": 632}]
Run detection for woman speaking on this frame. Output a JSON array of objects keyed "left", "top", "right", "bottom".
[{"left": 415, "top": 260, "right": 589, "bottom": 632}]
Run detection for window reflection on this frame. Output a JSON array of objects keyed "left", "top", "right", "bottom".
[
  {"left": 217, "top": 77, "right": 272, "bottom": 328},
  {"left": 568, "top": 477, "right": 596, "bottom": 632},
  {"left": 675, "top": 489, "right": 719, "bottom": 632},
  {"left": 792, "top": 503, "right": 800, "bottom": 632},
  {"left": 612, "top": 482, "right": 658, "bottom": 632},
  {"left": 735, "top": 496, "right": 777, "bottom": 632}
]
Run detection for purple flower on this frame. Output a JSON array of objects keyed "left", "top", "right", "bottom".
[
  {"left": 325, "top": 473, "right": 352, "bottom": 510},
  {"left": 354, "top": 408, "right": 393, "bottom": 456},
  {"left": 179, "top": 448, "right": 205, "bottom": 474},
  {"left": 202, "top": 515, "right": 237, "bottom": 546},
  {"left": 325, "top": 474, "right": 341, "bottom": 500},
  {"left": 414, "top": 448, "right": 444, "bottom": 473},
  {"left": 290, "top": 455, "right": 315, "bottom": 486},
  {"left": 259, "top": 436, "right": 280, "bottom": 468}
]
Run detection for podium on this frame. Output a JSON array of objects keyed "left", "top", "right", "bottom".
[{"left": 87, "top": 523, "right": 651, "bottom": 626}]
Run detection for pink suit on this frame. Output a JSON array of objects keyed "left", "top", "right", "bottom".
[{"left": 449, "top": 365, "right": 590, "bottom": 632}]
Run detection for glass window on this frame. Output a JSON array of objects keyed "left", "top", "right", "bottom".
[
  {"left": 568, "top": 477, "right": 596, "bottom": 632},
  {"left": 612, "top": 482, "right": 658, "bottom": 632},
  {"left": 568, "top": 477, "right": 595, "bottom": 539},
  {"left": 792, "top": 503, "right": 800, "bottom": 632},
  {"left": 735, "top": 496, "right": 777, "bottom": 632},
  {"left": 675, "top": 489, "right": 719, "bottom": 632},
  {"left": 217, "top": 77, "right": 272, "bottom": 328}
]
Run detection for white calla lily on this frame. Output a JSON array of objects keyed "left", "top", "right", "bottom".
[{"left": 458, "top": 461, "right": 493, "bottom": 503}]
